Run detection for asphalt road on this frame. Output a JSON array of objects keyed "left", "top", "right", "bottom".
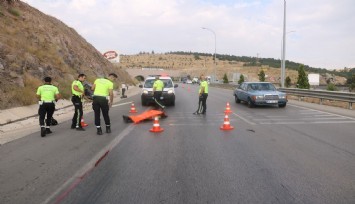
[{"left": 1, "top": 84, "right": 355, "bottom": 204}]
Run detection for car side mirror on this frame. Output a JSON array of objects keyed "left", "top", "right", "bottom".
[
  {"left": 174, "top": 84, "right": 178, "bottom": 88},
  {"left": 139, "top": 85, "right": 143, "bottom": 88}
]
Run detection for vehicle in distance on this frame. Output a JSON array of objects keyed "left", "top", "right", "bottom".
[
  {"left": 186, "top": 79, "right": 192, "bottom": 84},
  {"left": 234, "top": 82, "right": 287, "bottom": 108},
  {"left": 139, "top": 76, "right": 178, "bottom": 106}
]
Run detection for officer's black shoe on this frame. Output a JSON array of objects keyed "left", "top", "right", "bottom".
[
  {"left": 97, "top": 127, "right": 103, "bottom": 135},
  {"left": 46, "top": 128, "right": 53, "bottom": 134},
  {"left": 193, "top": 112, "right": 200, "bottom": 115},
  {"left": 106, "top": 126, "right": 111, "bottom": 133},
  {"left": 41, "top": 127, "right": 46, "bottom": 137},
  {"left": 71, "top": 126, "right": 75, "bottom": 129},
  {"left": 76, "top": 127, "right": 85, "bottom": 131}
]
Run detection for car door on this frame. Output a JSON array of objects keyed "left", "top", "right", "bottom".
[{"left": 237, "top": 83, "right": 247, "bottom": 101}]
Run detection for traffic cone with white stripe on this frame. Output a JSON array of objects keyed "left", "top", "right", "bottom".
[
  {"left": 220, "top": 113, "right": 234, "bottom": 131},
  {"left": 81, "top": 117, "right": 88, "bottom": 127},
  {"left": 224, "top": 102, "right": 232, "bottom": 114},
  {"left": 129, "top": 102, "right": 138, "bottom": 113},
  {"left": 149, "top": 116, "right": 164, "bottom": 132}
]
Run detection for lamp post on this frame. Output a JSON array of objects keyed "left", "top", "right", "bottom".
[
  {"left": 202, "top": 27, "right": 217, "bottom": 82},
  {"left": 281, "top": 0, "right": 286, "bottom": 88}
]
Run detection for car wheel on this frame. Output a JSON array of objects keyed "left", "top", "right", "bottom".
[
  {"left": 171, "top": 100, "right": 175, "bottom": 106},
  {"left": 278, "top": 103, "right": 286, "bottom": 108},
  {"left": 247, "top": 98, "right": 254, "bottom": 108},
  {"left": 141, "top": 100, "right": 147, "bottom": 106},
  {"left": 235, "top": 95, "right": 241, "bottom": 103}
]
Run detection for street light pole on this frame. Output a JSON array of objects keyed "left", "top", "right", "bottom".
[
  {"left": 281, "top": 0, "right": 286, "bottom": 88},
  {"left": 202, "top": 27, "right": 217, "bottom": 82}
]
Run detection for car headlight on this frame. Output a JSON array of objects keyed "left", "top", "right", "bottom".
[
  {"left": 279, "top": 94, "right": 286, "bottom": 99},
  {"left": 143, "top": 90, "right": 148, "bottom": 94},
  {"left": 167, "top": 89, "right": 174, "bottom": 94},
  {"left": 251, "top": 95, "right": 264, "bottom": 100}
]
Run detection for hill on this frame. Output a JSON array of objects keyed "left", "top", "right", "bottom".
[
  {"left": 119, "top": 52, "right": 347, "bottom": 85},
  {"left": 0, "top": 1, "right": 132, "bottom": 109}
]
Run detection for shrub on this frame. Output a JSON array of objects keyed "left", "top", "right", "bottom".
[
  {"left": 223, "top": 73, "right": 229, "bottom": 84},
  {"left": 297, "top": 65, "right": 310, "bottom": 89},
  {"left": 285, "top": 76, "right": 291, "bottom": 87},
  {"left": 326, "top": 83, "right": 338, "bottom": 91},
  {"left": 238, "top": 74, "right": 245, "bottom": 84},
  {"left": 258, "top": 70, "right": 265, "bottom": 82},
  {"left": 8, "top": 8, "right": 20, "bottom": 17}
]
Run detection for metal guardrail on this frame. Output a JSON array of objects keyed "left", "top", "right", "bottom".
[{"left": 278, "top": 88, "right": 355, "bottom": 109}]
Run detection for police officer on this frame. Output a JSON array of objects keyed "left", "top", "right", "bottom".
[
  {"left": 71, "top": 74, "right": 86, "bottom": 131},
  {"left": 152, "top": 76, "right": 165, "bottom": 109},
  {"left": 91, "top": 73, "right": 118, "bottom": 135},
  {"left": 36, "top": 77, "right": 61, "bottom": 137},
  {"left": 193, "top": 74, "right": 209, "bottom": 115}
]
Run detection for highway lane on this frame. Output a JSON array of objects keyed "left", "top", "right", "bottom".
[{"left": 60, "top": 84, "right": 355, "bottom": 204}]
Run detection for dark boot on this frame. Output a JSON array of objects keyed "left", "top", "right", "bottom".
[
  {"left": 46, "top": 128, "right": 53, "bottom": 134},
  {"left": 41, "top": 127, "right": 46, "bottom": 137},
  {"left": 106, "top": 126, "right": 111, "bottom": 133},
  {"left": 76, "top": 127, "right": 85, "bottom": 131},
  {"left": 97, "top": 127, "right": 103, "bottom": 135}
]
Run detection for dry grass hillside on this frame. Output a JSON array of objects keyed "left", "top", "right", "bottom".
[
  {"left": 119, "top": 53, "right": 346, "bottom": 85},
  {"left": 0, "top": 1, "right": 132, "bottom": 109}
]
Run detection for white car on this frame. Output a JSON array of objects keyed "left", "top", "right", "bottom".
[
  {"left": 139, "top": 76, "right": 178, "bottom": 106},
  {"left": 186, "top": 80, "right": 192, "bottom": 84}
]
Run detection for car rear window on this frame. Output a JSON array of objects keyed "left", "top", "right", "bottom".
[
  {"left": 144, "top": 79, "right": 173, "bottom": 88},
  {"left": 248, "top": 83, "right": 276, "bottom": 91}
]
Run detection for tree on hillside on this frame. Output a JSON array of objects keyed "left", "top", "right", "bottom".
[
  {"left": 326, "top": 83, "right": 338, "bottom": 91},
  {"left": 296, "top": 64, "right": 310, "bottom": 89},
  {"left": 223, "top": 73, "right": 229, "bottom": 84},
  {"left": 258, "top": 70, "right": 265, "bottom": 82},
  {"left": 285, "top": 76, "right": 291, "bottom": 88},
  {"left": 347, "top": 74, "right": 355, "bottom": 92},
  {"left": 238, "top": 74, "right": 245, "bottom": 84}
]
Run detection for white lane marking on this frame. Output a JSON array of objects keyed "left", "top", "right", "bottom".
[
  {"left": 253, "top": 117, "right": 346, "bottom": 121},
  {"left": 289, "top": 104, "right": 355, "bottom": 120},
  {"left": 232, "top": 112, "right": 256, "bottom": 125},
  {"left": 260, "top": 120, "right": 355, "bottom": 125},
  {"left": 43, "top": 124, "right": 135, "bottom": 204},
  {"left": 112, "top": 101, "right": 133, "bottom": 107}
]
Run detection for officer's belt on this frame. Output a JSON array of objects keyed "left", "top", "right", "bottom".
[{"left": 42, "top": 101, "right": 54, "bottom": 103}]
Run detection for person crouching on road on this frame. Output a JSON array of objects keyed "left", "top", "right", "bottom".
[
  {"left": 152, "top": 76, "right": 165, "bottom": 110},
  {"left": 71, "top": 73, "right": 86, "bottom": 131},
  {"left": 91, "top": 73, "right": 118, "bottom": 135},
  {"left": 36, "top": 77, "right": 61, "bottom": 137},
  {"left": 193, "top": 74, "right": 209, "bottom": 115}
]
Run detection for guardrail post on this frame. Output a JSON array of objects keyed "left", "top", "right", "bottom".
[
  {"left": 319, "top": 98, "right": 323, "bottom": 105},
  {"left": 349, "top": 102, "right": 353, "bottom": 110}
]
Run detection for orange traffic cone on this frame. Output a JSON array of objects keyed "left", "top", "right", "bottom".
[
  {"left": 224, "top": 102, "right": 232, "bottom": 114},
  {"left": 187, "top": 86, "right": 190, "bottom": 92},
  {"left": 149, "top": 116, "right": 164, "bottom": 132},
  {"left": 182, "top": 84, "right": 184, "bottom": 88},
  {"left": 129, "top": 103, "right": 138, "bottom": 113},
  {"left": 81, "top": 117, "right": 88, "bottom": 127},
  {"left": 220, "top": 113, "right": 234, "bottom": 131}
]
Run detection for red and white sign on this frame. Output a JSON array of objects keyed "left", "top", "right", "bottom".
[{"left": 103, "top": 51, "right": 118, "bottom": 60}]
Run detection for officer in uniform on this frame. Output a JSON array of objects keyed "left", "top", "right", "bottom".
[
  {"left": 152, "top": 76, "right": 165, "bottom": 109},
  {"left": 71, "top": 73, "right": 86, "bottom": 131},
  {"left": 91, "top": 73, "right": 118, "bottom": 135},
  {"left": 193, "top": 74, "right": 209, "bottom": 115},
  {"left": 36, "top": 77, "right": 61, "bottom": 137}
]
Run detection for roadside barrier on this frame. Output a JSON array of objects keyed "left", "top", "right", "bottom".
[
  {"left": 149, "top": 117, "right": 164, "bottom": 132},
  {"left": 224, "top": 102, "right": 232, "bottom": 114},
  {"left": 81, "top": 117, "right": 88, "bottom": 127},
  {"left": 220, "top": 113, "right": 234, "bottom": 131},
  {"left": 129, "top": 103, "right": 138, "bottom": 113}
]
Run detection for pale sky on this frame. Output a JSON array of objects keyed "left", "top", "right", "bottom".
[{"left": 25, "top": 0, "right": 355, "bottom": 69}]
